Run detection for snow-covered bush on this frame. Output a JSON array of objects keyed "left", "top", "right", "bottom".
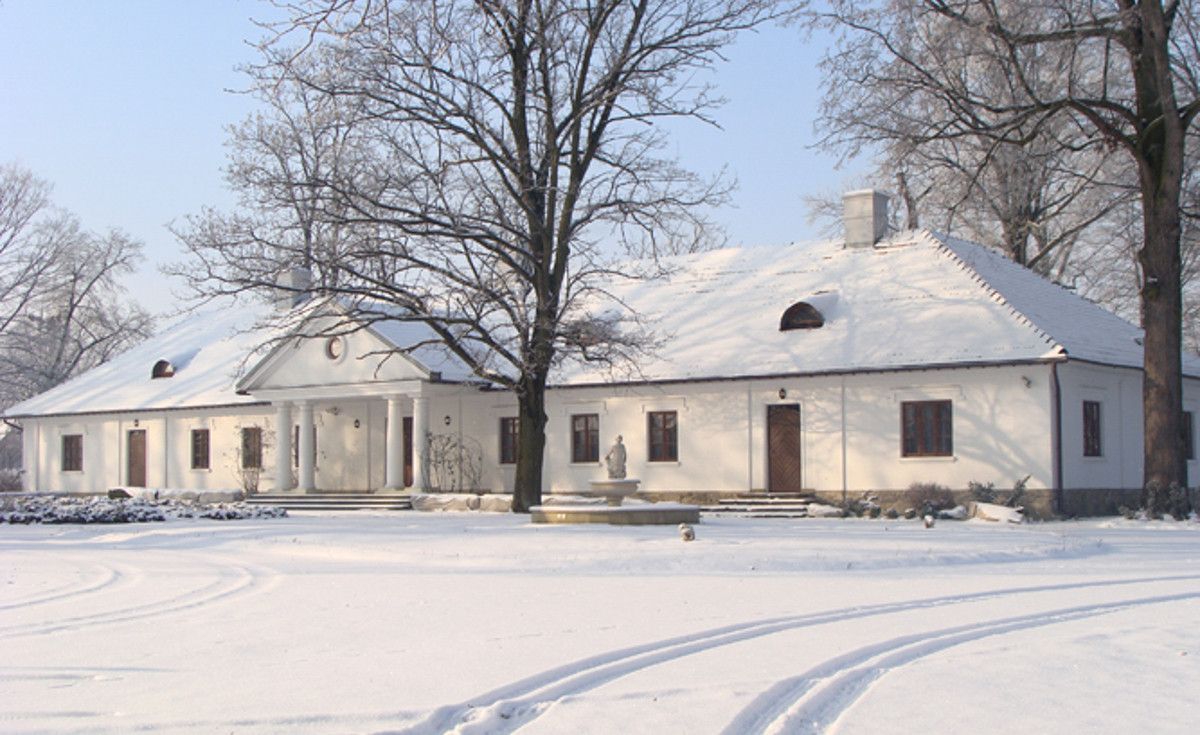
[
  {"left": 0, "top": 495, "right": 286, "bottom": 524},
  {"left": 1142, "top": 482, "right": 1192, "bottom": 520},
  {"left": 411, "top": 493, "right": 512, "bottom": 513},
  {"left": 904, "top": 482, "right": 955, "bottom": 514},
  {"left": 968, "top": 480, "right": 998, "bottom": 504}
]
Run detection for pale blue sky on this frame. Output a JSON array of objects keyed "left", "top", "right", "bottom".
[{"left": 0, "top": 1, "right": 862, "bottom": 315}]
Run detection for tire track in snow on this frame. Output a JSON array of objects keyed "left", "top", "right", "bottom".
[
  {"left": 385, "top": 574, "right": 1200, "bottom": 735},
  {"left": 0, "top": 558, "right": 275, "bottom": 638},
  {"left": 0, "top": 561, "right": 123, "bottom": 611},
  {"left": 723, "top": 589, "right": 1200, "bottom": 735}
]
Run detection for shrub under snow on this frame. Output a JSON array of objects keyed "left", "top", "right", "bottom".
[{"left": 0, "top": 495, "right": 286, "bottom": 524}]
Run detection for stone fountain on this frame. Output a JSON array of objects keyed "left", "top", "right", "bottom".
[{"left": 531, "top": 435, "right": 699, "bottom": 525}]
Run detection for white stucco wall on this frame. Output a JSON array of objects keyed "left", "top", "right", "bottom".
[
  {"left": 1056, "top": 362, "right": 1143, "bottom": 490},
  {"left": 463, "top": 363, "right": 1057, "bottom": 496},
  {"left": 1056, "top": 364, "right": 1200, "bottom": 490},
  {"left": 28, "top": 360, "right": 1183, "bottom": 500},
  {"left": 22, "top": 406, "right": 275, "bottom": 494}
]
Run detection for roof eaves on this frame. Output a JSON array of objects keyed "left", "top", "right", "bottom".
[
  {"left": 2, "top": 400, "right": 274, "bottom": 422},
  {"left": 548, "top": 355, "right": 1067, "bottom": 391}
]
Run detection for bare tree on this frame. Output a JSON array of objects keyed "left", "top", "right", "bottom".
[
  {"left": 0, "top": 164, "right": 153, "bottom": 413},
  {"left": 812, "top": 0, "right": 1200, "bottom": 501},
  {"left": 0, "top": 163, "right": 57, "bottom": 337},
  {"left": 175, "top": 0, "right": 782, "bottom": 511}
]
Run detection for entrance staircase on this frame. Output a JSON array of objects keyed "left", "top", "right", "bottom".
[
  {"left": 246, "top": 492, "right": 413, "bottom": 512},
  {"left": 699, "top": 492, "right": 819, "bottom": 518}
]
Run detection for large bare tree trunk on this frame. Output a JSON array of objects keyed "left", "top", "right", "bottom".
[
  {"left": 512, "top": 371, "right": 548, "bottom": 512},
  {"left": 1135, "top": 0, "right": 1189, "bottom": 496},
  {"left": 1140, "top": 195, "right": 1185, "bottom": 493}
]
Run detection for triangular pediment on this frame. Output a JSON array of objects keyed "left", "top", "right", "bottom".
[{"left": 239, "top": 312, "right": 432, "bottom": 393}]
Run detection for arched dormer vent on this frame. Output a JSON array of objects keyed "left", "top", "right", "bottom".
[
  {"left": 780, "top": 291, "right": 838, "bottom": 331},
  {"left": 151, "top": 359, "right": 175, "bottom": 379},
  {"left": 780, "top": 302, "right": 825, "bottom": 331}
]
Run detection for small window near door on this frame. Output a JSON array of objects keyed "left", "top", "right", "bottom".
[
  {"left": 1083, "top": 400, "right": 1102, "bottom": 457},
  {"left": 62, "top": 434, "right": 83, "bottom": 472},
  {"left": 191, "top": 429, "right": 210, "bottom": 470},
  {"left": 242, "top": 427, "right": 263, "bottom": 470},
  {"left": 1183, "top": 411, "right": 1194, "bottom": 461},
  {"left": 648, "top": 410, "right": 678, "bottom": 462},
  {"left": 901, "top": 400, "right": 953, "bottom": 457},
  {"left": 499, "top": 417, "right": 518, "bottom": 464},
  {"left": 571, "top": 414, "right": 599, "bottom": 463}
]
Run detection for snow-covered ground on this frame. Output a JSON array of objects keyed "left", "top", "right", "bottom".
[{"left": 2, "top": 514, "right": 1198, "bottom": 734}]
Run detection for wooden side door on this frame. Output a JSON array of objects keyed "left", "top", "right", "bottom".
[
  {"left": 767, "top": 404, "right": 802, "bottom": 494},
  {"left": 127, "top": 429, "right": 147, "bottom": 488}
]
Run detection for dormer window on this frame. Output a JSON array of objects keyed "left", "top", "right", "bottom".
[
  {"left": 151, "top": 360, "right": 175, "bottom": 378},
  {"left": 780, "top": 302, "right": 825, "bottom": 331}
]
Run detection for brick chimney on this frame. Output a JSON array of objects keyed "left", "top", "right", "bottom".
[{"left": 843, "top": 190, "right": 889, "bottom": 248}]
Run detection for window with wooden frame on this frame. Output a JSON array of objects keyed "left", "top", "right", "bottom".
[
  {"left": 901, "top": 400, "right": 953, "bottom": 457},
  {"left": 499, "top": 417, "right": 519, "bottom": 464},
  {"left": 190, "top": 429, "right": 210, "bottom": 470},
  {"left": 292, "top": 425, "right": 318, "bottom": 467},
  {"left": 1183, "top": 411, "right": 1194, "bottom": 461},
  {"left": 242, "top": 427, "right": 263, "bottom": 470},
  {"left": 571, "top": 414, "right": 600, "bottom": 463},
  {"left": 1083, "top": 400, "right": 1102, "bottom": 457},
  {"left": 647, "top": 410, "right": 678, "bottom": 462},
  {"left": 61, "top": 434, "right": 83, "bottom": 472}
]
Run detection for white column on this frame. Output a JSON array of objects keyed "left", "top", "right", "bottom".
[
  {"left": 274, "top": 402, "right": 293, "bottom": 492},
  {"left": 298, "top": 401, "right": 316, "bottom": 492},
  {"left": 412, "top": 395, "right": 430, "bottom": 491},
  {"left": 384, "top": 396, "right": 405, "bottom": 490}
]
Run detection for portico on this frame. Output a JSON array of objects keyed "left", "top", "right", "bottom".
[
  {"left": 233, "top": 315, "right": 467, "bottom": 494},
  {"left": 251, "top": 386, "right": 434, "bottom": 494}
]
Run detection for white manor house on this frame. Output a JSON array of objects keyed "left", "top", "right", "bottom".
[{"left": 7, "top": 192, "right": 1199, "bottom": 516}]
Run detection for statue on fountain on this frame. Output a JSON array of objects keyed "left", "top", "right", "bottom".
[{"left": 604, "top": 435, "right": 627, "bottom": 479}]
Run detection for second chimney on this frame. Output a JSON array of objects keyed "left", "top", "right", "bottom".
[{"left": 843, "top": 190, "right": 889, "bottom": 248}]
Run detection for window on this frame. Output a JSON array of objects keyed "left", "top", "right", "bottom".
[
  {"left": 324, "top": 336, "right": 344, "bottom": 360},
  {"left": 62, "top": 434, "right": 83, "bottom": 472},
  {"left": 571, "top": 414, "right": 599, "bottom": 463},
  {"left": 779, "top": 301, "right": 825, "bottom": 330},
  {"left": 1184, "top": 412, "right": 1194, "bottom": 461},
  {"left": 499, "top": 417, "right": 519, "bottom": 464},
  {"left": 1083, "top": 400, "right": 1102, "bottom": 457},
  {"left": 292, "top": 425, "right": 318, "bottom": 467},
  {"left": 648, "top": 410, "right": 678, "bottom": 462},
  {"left": 151, "top": 359, "right": 175, "bottom": 378},
  {"left": 190, "top": 429, "right": 210, "bottom": 470},
  {"left": 242, "top": 427, "right": 263, "bottom": 470},
  {"left": 901, "top": 400, "right": 953, "bottom": 457}
]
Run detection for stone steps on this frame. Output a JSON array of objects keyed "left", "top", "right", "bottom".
[
  {"left": 700, "top": 492, "right": 821, "bottom": 518},
  {"left": 246, "top": 493, "right": 413, "bottom": 511}
]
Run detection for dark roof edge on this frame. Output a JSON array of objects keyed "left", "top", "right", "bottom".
[
  {"left": 542, "top": 356, "right": 1069, "bottom": 392},
  {"left": 1066, "top": 355, "right": 1200, "bottom": 380},
  {"left": 3, "top": 401, "right": 273, "bottom": 422}
]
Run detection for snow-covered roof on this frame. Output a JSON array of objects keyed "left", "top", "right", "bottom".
[
  {"left": 4, "top": 299, "right": 286, "bottom": 418},
  {"left": 4, "top": 297, "right": 474, "bottom": 418},
  {"left": 364, "top": 317, "right": 475, "bottom": 382},
  {"left": 7, "top": 229, "right": 1185, "bottom": 419},
  {"left": 552, "top": 230, "right": 1198, "bottom": 385}
]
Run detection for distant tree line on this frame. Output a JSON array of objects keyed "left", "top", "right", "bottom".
[{"left": 0, "top": 163, "right": 152, "bottom": 472}]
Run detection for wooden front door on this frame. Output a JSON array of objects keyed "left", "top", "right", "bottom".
[
  {"left": 403, "top": 416, "right": 413, "bottom": 487},
  {"left": 767, "top": 404, "right": 802, "bottom": 493},
  {"left": 127, "top": 429, "right": 147, "bottom": 487}
]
